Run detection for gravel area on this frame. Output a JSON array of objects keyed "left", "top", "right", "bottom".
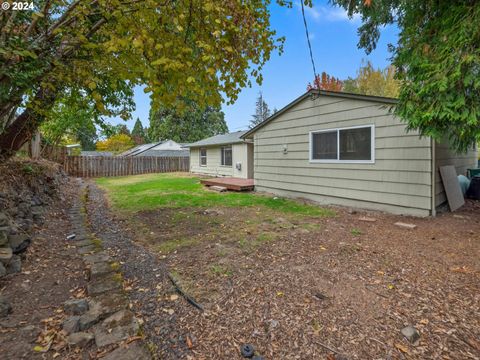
[{"left": 85, "top": 182, "right": 190, "bottom": 358}]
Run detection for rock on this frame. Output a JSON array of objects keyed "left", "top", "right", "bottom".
[
  {"left": 19, "top": 325, "right": 41, "bottom": 340},
  {"left": 203, "top": 208, "right": 225, "bottom": 215},
  {"left": 0, "top": 213, "right": 8, "bottom": 227},
  {"left": 30, "top": 206, "right": 43, "bottom": 220},
  {"left": 0, "top": 262, "right": 6, "bottom": 277},
  {"left": 401, "top": 325, "right": 420, "bottom": 344},
  {"left": 64, "top": 299, "right": 89, "bottom": 315},
  {"left": 75, "top": 239, "right": 93, "bottom": 247},
  {"left": 8, "top": 234, "right": 31, "bottom": 254},
  {"left": 18, "top": 219, "right": 33, "bottom": 232},
  {"left": 395, "top": 222, "right": 417, "bottom": 230},
  {"left": 6, "top": 255, "right": 21, "bottom": 274},
  {"left": 88, "top": 262, "right": 114, "bottom": 280},
  {"left": 77, "top": 245, "right": 97, "bottom": 254},
  {"left": 62, "top": 316, "right": 80, "bottom": 334},
  {"left": 359, "top": 216, "right": 376, "bottom": 222},
  {"left": 79, "top": 293, "right": 128, "bottom": 331},
  {"left": 0, "top": 296, "right": 12, "bottom": 317},
  {"left": 209, "top": 186, "right": 227, "bottom": 192},
  {"left": 269, "top": 319, "right": 279, "bottom": 330},
  {"left": 87, "top": 277, "right": 121, "bottom": 296},
  {"left": 102, "top": 342, "right": 151, "bottom": 360},
  {"left": 348, "top": 208, "right": 358, "bottom": 215},
  {"left": 66, "top": 332, "right": 94, "bottom": 347},
  {"left": 0, "top": 226, "right": 9, "bottom": 246},
  {"left": 0, "top": 247, "right": 13, "bottom": 265},
  {"left": 94, "top": 310, "right": 140, "bottom": 347},
  {"left": 84, "top": 252, "right": 110, "bottom": 265}
]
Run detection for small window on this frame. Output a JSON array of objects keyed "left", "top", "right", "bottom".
[
  {"left": 312, "top": 130, "right": 337, "bottom": 160},
  {"left": 221, "top": 146, "right": 232, "bottom": 166},
  {"left": 200, "top": 148, "right": 207, "bottom": 166},
  {"left": 310, "top": 125, "right": 374, "bottom": 163}
]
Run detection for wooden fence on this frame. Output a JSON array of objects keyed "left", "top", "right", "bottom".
[
  {"left": 64, "top": 156, "right": 190, "bottom": 177},
  {"left": 41, "top": 144, "right": 67, "bottom": 164}
]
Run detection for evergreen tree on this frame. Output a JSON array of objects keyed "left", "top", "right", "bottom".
[
  {"left": 148, "top": 101, "right": 228, "bottom": 143},
  {"left": 131, "top": 118, "right": 147, "bottom": 144},
  {"left": 250, "top": 92, "right": 271, "bottom": 128}
]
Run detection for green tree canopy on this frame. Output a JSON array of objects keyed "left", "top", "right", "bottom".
[
  {"left": 96, "top": 133, "right": 135, "bottom": 154},
  {"left": 0, "top": 0, "right": 285, "bottom": 158},
  {"left": 148, "top": 102, "right": 228, "bottom": 143},
  {"left": 342, "top": 60, "right": 399, "bottom": 98},
  {"left": 331, "top": 0, "right": 480, "bottom": 152},
  {"left": 40, "top": 82, "right": 134, "bottom": 150}
]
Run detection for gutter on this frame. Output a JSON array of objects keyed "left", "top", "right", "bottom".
[{"left": 431, "top": 138, "right": 436, "bottom": 217}]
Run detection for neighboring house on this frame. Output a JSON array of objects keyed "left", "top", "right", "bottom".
[
  {"left": 186, "top": 131, "right": 254, "bottom": 179},
  {"left": 66, "top": 144, "right": 81, "bottom": 155},
  {"left": 118, "top": 140, "right": 188, "bottom": 157},
  {"left": 80, "top": 151, "right": 113, "bottom": 156},
  {"left": 242, "top": 89, "right": 477, "bottom": 216}
]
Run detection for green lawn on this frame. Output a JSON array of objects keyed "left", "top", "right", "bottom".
[{"left": 96, "top": 173, "right": 334, "bottom": 216}]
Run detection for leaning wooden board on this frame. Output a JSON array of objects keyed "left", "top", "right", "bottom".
[{"left": 439, "top": 165, "right": 465, "bottom": 211}]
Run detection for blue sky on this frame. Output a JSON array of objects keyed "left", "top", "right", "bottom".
[{"left": 112, "top": 1, "right": 398, "bottom": 132}]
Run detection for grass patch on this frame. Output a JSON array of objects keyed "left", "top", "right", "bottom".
[
  {"left": 299, "top": 222, "right": 322, "bottom": 231},
  {"left": 209, "top": 264, "right": 233, "bottom": 277},
  {"left": 155, "top": 237, "right": 199, "bottom": 254},
  {"left": 351, "top": 228, "right": 362, "bottom": 236},
  {"left": 96, "top": 173, "right": 334, "bottom": 217},
  {"left": 238, "top": 232, "right": 278, "bottom": 251}
]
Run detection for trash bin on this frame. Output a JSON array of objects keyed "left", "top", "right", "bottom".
[
  {"left": 466, "top": 176, "right": 480, "bottom": 200},
  {"left": 467, "top": 168, "right": 480, "bottom": 178}
]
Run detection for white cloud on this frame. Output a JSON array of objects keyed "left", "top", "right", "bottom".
[{"left": 299, "top": 4, "right": 361, "bottom": 24}]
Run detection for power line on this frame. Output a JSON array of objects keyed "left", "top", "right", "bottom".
[{"left": 300, "top": 0, "right": 317, "bottom": 79}]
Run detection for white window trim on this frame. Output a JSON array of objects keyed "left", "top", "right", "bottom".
[
  {"left": 199, "top": 148, "right": 207, "bottom": 167},
  {"left": 220, "top": 146, "right": 233, "bottom": 167},
  {"left": 309, "top": 124, "right": 375, "bottom": 164}
]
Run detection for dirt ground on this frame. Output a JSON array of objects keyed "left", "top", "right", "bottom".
[
  {"left": 3, "top": 174, "right": 478, "bottom": 360},
  {"left": 125, "top": 197, "right": 480, "bottom": 359},
  {"left": 0, "top": 180, "right": 90, "bottom": 359}
]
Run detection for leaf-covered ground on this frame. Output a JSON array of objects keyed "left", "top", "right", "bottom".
[{"left": 95, "top": 173, "right": 480, "bottom": 359}]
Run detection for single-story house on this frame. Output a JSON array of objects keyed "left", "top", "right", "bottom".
[
  {"left": 242, "top": 89, "right": 477, "bottom": 217},
  {"left": 186, "top": 131, "right": 254, "bottom": 179},
  {"left": 119, "top": 140, "right": 189, "bottom": 157}
]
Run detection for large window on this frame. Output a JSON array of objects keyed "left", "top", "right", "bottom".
[
  {"left": 310, "top": 125, "right": 374, "bottom": 163},
  {"left": 221, "top": 146, "right": 232, "bottom": 166},
  {"left": 200, "top": 148, "right": 207, "bottom": 166}
]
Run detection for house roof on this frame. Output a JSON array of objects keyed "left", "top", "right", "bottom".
[
  {"left": 120, "top": 139, "right": 187, "bottom": 156},
  {"left": 118, "top": 143, "right": 157, "bottom": 157},
  {"left": 185, "top": 131, "right": 248, "bottom": 148},
  {"left": 241, "top": 89, "right": 398, "bottom": 138},
  {"left": 140, "top": 149, "right": 190, "bottom": 157}
]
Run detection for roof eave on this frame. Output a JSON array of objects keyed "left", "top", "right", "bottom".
[
  {"left": 241, "top": 89, "right": 398, "bottom": 138},
  {"left": 186, "top": 140, "right": 247, "bottom": 148}
]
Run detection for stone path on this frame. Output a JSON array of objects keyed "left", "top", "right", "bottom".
[
  {"left": 65, "top": 183, "right": 151, "bottom": 358},
  {"left": 85, "top": 182, "right": 190, "bottom": 358}
]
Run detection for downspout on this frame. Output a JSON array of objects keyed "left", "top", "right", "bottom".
[{"left": 431, "top": 137, "right": 436, "bottom": 217}]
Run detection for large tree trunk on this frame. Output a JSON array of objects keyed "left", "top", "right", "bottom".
[{"left": 0, "top": 89, "right": 56, "bottom": 161}]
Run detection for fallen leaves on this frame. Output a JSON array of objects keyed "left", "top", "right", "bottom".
[{"left": 395, "top": 342, "right": 410, "bottom": 354}]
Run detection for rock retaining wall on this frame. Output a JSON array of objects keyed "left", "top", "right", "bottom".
[{"left": 0, "top": 160, "right": 68, "bottom": 311}]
